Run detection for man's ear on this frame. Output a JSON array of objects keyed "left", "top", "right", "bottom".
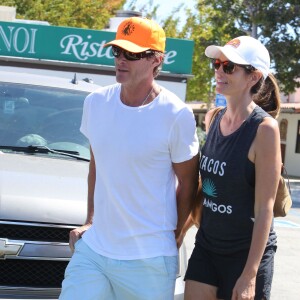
[
  {"left": 153, "top": 54, "right": 162, "bottom": 65},
  {"left": 151, "top": 56, "right": 162, "bottom": 72}
]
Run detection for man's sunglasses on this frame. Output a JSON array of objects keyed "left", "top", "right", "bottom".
[
  {"left": 111, "top": 46, "right": 155, "bottom": 61},
  {"left": 212, "top": 59, "right": 255, "bottom": 74}
]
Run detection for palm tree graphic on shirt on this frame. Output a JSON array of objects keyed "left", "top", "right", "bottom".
[{"left": 202, "top": 178, "right": 217, "bottom": 198}]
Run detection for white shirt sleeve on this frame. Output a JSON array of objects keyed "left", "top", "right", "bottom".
[
  {"left": 80, "top": 93, "right": 93, "bottom": 139},
  {"left": 169, "top": 106, "right": 199, "bottom": 163}
]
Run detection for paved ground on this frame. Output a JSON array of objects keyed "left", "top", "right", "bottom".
[{"left": 184, "top": 179, "right": 300, "bottom": 300}]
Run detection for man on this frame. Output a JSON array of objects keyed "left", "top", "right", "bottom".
[{"left": 59, "top": 16, "right": 199, "bottom": 300}]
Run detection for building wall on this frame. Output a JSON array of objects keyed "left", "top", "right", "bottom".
[
  {"left": 281, "top": 86, "right": 300, "bottom": 103},
  {"left": 278, "top": 113, "right": 300, "bottom": 177}
]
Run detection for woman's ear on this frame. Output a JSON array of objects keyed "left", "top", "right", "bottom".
[
  {"left": 252, "top": 70, "right": 263, "bottom": 83},
  {"left": 249, "top": 70, "right": 263, "bottom": 87}
]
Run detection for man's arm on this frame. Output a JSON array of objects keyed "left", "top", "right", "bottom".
[
  {"left": 85, "top": 147, "right": 95, "bottom": 224},
  {"left": 176, "top": 176, "right": 203, "bottom": 248},
  {"left": 172, "top": 154, "right": 199, "bottom": 248},
  {"left": 69, "top": 147, "right": 95, "bottom": 252}
]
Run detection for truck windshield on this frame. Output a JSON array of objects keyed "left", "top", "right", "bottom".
[{"left": 0, "top": 82, "right": 90, "bottom": 160}]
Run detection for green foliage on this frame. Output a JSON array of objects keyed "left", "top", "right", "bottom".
[
  {"left": 197, "top": 126, "right": 206, "bottom": 151},
  {"left": 193, "top": 0, "right": 300, "bottom": 95},
  {"left": 124, "top": 0, "right": 160, "bottom": 19},
  {"left": 160, "top": 0, "right": 244, "bottom": 102},
  {"left": 130, "top": 0, "right": 299, "bottom": 99},
  {"left": 258, "top": 1, "right": 300, "bottom": 93},
  {"left": 2, "top": 0, "right": 298, "bottom": 97},
  {"left": 0, "top": 0, "right": 126, "bottom": 29}
]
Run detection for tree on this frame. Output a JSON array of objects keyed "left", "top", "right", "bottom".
[
  {"left": 125, "top": 0, "right": 217, "bottom": 102},
  {"left": 0, "top": 0, "right": 126, "bottom": 30},
  {"left": 131, "top": 0, "right": 299, "bottom": 99},
  {"left": 2, "top": 0, "right": 298, "bottom": 98},
  {"left": 161, "top": 1, "right": 244, "bottom": 102},
  {"left": 194, "top": 0, "right": 300, "bottom": 95}
]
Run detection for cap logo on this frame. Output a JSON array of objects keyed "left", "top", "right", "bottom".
[
  {"left": 226, "top": 38, "right": 240, "bottom": 48},
  {"left": 122, "top": 21, "right": 135, "bottom": 36}
]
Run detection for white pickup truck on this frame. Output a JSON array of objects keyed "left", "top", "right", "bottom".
[{"left": 0, "top": 70, "right": 187, "bottom": 299}]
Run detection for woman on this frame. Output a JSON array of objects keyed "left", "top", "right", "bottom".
[{"left": 184, "top": 36, "right": 282, "bottom": 300}]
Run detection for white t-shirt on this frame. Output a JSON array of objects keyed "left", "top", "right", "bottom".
[{"left": 80, "top": 83, "right": 199, "bottom": 259}]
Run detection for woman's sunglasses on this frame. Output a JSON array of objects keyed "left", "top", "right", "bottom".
[
  {"left": 212, "top": 59, "right": 255, "bottom": 74},
  {"left": 111, "top": 46, "right": 154, "bottom": 61}
]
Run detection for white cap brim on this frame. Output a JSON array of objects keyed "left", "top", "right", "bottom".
[{"left": 205, "top": 45, "right": 250, "bottom": 65}]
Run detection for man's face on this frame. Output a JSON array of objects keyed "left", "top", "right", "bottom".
[{"left": 113, "top": 48, "right": 161, "bottom": 85}]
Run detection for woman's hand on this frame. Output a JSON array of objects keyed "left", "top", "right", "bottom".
[{"left": 231, "top": 275, "right": 256, "bottom": 300}]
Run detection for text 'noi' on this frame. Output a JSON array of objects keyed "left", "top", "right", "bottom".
[{"left": 0, "top": 25, "right": 37, "bottom": 54}]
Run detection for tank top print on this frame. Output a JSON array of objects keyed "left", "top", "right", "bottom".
[{"left": 196, "top": 106, "right": 277, "bottom": 254}]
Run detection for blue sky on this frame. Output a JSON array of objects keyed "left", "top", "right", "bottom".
[{"left": 123, "top": 0, "right": 196, "bottom": 28}]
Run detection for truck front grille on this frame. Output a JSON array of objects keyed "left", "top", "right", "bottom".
[
  {"left": 0, "top": 259, "right": 68, "bottom": 288},
  {"left": 0, "top": 223, "right": 72, "bottom": 242},
  {"left": 0, "top": 221, "right": 76, "bottom": 289}
]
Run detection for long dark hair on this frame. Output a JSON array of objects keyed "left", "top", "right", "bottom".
[{"left": 249, "top": 73, "right": 281, "bottom": 119}]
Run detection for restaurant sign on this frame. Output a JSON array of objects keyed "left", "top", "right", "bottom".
[{"left": 0, "top": 21, "right": 194, "bottom": 74}]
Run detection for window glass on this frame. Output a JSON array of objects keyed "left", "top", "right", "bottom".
[{"left": 0, "top": 82, "right": 89, "bottom": 159}]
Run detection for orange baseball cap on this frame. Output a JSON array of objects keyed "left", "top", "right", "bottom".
[{"left": 105, "top": 17, "right": 166, "bottom": 53}]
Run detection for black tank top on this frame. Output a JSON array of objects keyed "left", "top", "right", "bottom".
[{"left": 196, "top": 106, "right": 277, "bottom": 254}]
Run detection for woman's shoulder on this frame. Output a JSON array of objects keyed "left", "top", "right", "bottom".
[
  {"left": 254, "top": 115, "right": 280, "bottom": 157},
  {"left": 258, "top": 116, "right": 279, "bottom": 134},
  {"left": 205, "top": 106, "right": 225, "bottom": 132},
  {"left": 253, "top": 106, "right": 278, "bottom": 130},
  {"left": 249, "top": 108, "right": 280, "bottom": 163}
]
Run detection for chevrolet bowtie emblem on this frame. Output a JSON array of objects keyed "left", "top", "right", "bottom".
[{"left": 0, "top": 239, "right": 23, "bottom": 259}]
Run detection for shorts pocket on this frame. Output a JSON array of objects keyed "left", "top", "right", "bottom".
[{"left": 163, "top": 256, "right": 178, "bottom": 280}]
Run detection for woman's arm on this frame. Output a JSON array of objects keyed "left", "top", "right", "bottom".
[{"left": 232, "top": 117, "right": 281, "bottom": 299}]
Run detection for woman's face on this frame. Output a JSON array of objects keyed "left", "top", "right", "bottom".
[{"left": 214, "top": 54, "right": 251, "bottom": 97}]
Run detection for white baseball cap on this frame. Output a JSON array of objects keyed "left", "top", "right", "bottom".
[{"left": 205, "top": 36, "right": 270, "bottom": 79}]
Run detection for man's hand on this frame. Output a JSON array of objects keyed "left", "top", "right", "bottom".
[
  {"left": 175, "top": 229, "right": 186, "bottom": 249},
  {"left": 69, "top": 223, "right": 92, "bottom": 253}
]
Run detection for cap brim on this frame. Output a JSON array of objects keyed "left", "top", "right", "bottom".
[
  {"left": 205, "top": 45, "right": 249, "bottom": 65},
  {"left": 104, "top": 40, "right": 150, "bottom": 53}
]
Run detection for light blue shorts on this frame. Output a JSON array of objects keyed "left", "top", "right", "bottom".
[{"left": 59, "top": 239, "right": 178, "bottom": 300}]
